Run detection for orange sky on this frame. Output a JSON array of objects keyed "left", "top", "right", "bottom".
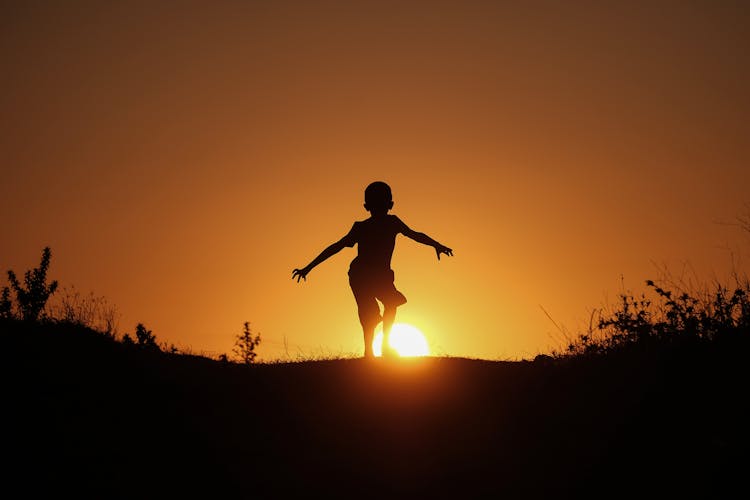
[{"left": 2, "top": 1, "right": 749, "bottom": 361}]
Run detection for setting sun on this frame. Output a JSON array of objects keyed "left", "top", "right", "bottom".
[{"left": 373, "top": 323, "right": 430, "bottom": 357}]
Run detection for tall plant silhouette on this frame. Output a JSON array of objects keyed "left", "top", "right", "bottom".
[
  {"left": 233, "top": 321, "right": 262, "bottom": 364},
  {"left": 4, "top": 246, "right": 59, "bottom": 321}
]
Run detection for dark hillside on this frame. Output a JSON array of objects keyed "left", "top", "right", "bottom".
[{"left": 2, "top": 319, "right": 747, "bottom": 499}]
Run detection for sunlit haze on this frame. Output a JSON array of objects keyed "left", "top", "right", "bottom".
[
  {"left": 2, "top": 1, "right": 748, "bottom": 361},
  {"left": 374, "top": 323, "right": 430, "bottom": 357}
]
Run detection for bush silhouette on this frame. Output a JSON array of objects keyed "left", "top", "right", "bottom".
[
  {"left": 233, "top": 321, "right": 261, "bottom": 364},
  {"left": 559, "top": 204, "right": 750, "bottom": 359},
  {"left": 4, "top": 246, "right": 58, "bottom": 322},
  {"left": 122, "top": 322, "right": 161, "bottom": 352},
  {"left": 562, "top": 278, "right": 750, "bottom": 357}
]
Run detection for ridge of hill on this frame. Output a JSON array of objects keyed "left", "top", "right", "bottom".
[{"left": 2, "top": 319, "right": 747, "bottom": 498}]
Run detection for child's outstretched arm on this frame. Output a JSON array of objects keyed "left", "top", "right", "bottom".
[
  {"left": 401, "top": 224, "right": 453, "bottom": 260},
  {"left": 292, "top": 232, "right": 354, "bottom": 282}
]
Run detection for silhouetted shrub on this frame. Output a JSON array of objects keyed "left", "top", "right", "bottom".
[
  {"left": 136, "top": 322, "right": 159, "bottom": 350},
  {"left": 233, "top": 321, "right": 261, "bottom": 364},
  {"left": 5, "top": 246, "right": 59, "bottom": 322},
  {"left": 122, "top": 322, "right": 161, "bottom": 352},
  {"left": 562, "top": 277, "right": 750, "bottom": 358}
]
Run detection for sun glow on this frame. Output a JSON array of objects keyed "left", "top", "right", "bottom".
[{"left": 373, "top": 323, "right": 430, "bottom": 357}]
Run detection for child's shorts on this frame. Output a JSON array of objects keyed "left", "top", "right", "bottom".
[{"left": 348, "top": 266, "right": 407, "bottom": 325}]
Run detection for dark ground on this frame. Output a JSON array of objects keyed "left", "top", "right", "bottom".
[{"left": 2, "top": 319, "right": 747, "bottom": 499}]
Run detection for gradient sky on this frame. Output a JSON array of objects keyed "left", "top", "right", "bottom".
[{"left": 2, "top": 1, "right": 749, "bottom": 361}]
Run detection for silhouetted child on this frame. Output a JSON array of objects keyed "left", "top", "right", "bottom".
[{"left": 292, "top": 181, "right": 453, "bottom": 359}]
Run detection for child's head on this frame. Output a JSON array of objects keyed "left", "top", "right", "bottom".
[{"left": 364, "top": 181, "right": 393, "bottom": 214}]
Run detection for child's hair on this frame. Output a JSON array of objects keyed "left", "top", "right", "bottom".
[{"left": 364, "top": 181, "right": 393, "bottom": 211}]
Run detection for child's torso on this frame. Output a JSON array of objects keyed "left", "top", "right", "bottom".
[{"left": 350, "top": 215, "right": 401, "bottom": 271}]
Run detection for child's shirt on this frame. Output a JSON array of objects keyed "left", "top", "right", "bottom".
[{"left": 342, "top": 214, "right": 408, "bottom": 273}]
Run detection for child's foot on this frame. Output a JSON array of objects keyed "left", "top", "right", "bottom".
[{"left": 381, "top": 345, "right": 400, "bottom": 359}]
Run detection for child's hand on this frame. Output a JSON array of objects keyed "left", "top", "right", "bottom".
[
  {"left": 292, "top": 266, "right": 311, "bottom": 282},
  {"left": 435, "top": 244, "right": 453, "bottom": 260}
]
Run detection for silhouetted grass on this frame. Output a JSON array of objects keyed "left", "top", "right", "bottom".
[{"left": 47, "top": 285, "right": 121, "bottom": 338}]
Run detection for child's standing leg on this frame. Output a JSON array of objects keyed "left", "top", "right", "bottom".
[
  {"left": 381, "top": 306, "right": 397, "bottom": 357},
  {"left": 362, "top": 321, "right": 376, "bottom": 359},
  {"left": 355, "top": 301, "right": 380, "bottom": 359},
  {"left": 350, "top": 271, "right": 381, "bottom": 359}
]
